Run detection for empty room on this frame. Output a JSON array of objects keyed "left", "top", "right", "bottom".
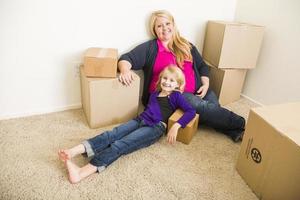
[{"left": 1, "top": 0, "right": 299, "bottom": 199}]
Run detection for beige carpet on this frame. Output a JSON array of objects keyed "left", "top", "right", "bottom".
[{"left": 0, "top": 97, "right": 259, "bottom": 200}]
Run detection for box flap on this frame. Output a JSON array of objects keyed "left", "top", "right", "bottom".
[
  {"left": 84, "top": 47, "right": 118, "bottom": 58},
  {"left": 252, "top": 102, "right": 300, "bottom": 146},
  {"left": 209, "top": 20, "right": 264, "bottom": 28}
]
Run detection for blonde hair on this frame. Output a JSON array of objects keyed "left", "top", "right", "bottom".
[
  {"left": 156, "top": 65, "right": 186, "bottom": 92},
  {"left": 150, "top": 10, "right": 192, "bottom": 68}
]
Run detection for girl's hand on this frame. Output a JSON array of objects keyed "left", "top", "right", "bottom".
[
  {"left": 167, "top": 123, "right": 181, "bottom": 145},
  {"left": 118, "top": 70, "right": 135, "bottom": 86},
  {"left": 196, "top": 84, "right": 209, "bottom": 99}
]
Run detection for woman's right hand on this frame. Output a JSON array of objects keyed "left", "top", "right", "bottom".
[
  {"left": 118, "top": 70, "right": 135, "bottom": 86},
  {"left": 118, "top": 60, "right": 134, "bottom": 86}
]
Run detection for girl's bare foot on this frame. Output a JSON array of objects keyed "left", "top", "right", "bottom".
[
  {"left": 65, "top": 160, "right": 98, "bottom": 184},
  {"left": 65, "top": 160, "right": 82, "bottom": 184},
  {"left": 58, "top": 149, "right": 72, "bottom": 162},
  {"left": 58, "top": 144, "right": 97, "bottom": 184},
  {"left": 58, "top": 144, "right": 86, "bottom": 162}
]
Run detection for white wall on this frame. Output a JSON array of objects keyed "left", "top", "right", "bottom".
[
  {"left": 0, "top": 0, "right": 237, "bottom": 119},
  {"left": 235, "top": 0, "right": 300, "bottom": 105}
]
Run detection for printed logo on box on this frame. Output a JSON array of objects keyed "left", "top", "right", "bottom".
[
  {"left": 251, "top": 148, "right": 262, "bottom": 163},
  {"left": 245, "top": 138, "right": 262, "bottom": 164}
]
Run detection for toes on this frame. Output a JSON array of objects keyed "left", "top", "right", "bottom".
[{"left": 58, "top": 150, "right": 68, "bottom": 161}]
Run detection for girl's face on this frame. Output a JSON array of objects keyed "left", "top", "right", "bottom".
[
  {"left": 160, "top": 72, "right": 179, "bottom": 93},
  {"left": 154, "top": 16, "right": 174, "bottom": 42}
]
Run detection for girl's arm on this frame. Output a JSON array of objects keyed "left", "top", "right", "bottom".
[
  {"left": 166, "top": 92, "right": 196, "bottom": 144},
  {"left": 174, "top": 92, "right": 196, "bottom": 128},
  {"left": 167, "top": 122, "right": 181, "bottom": 145}
]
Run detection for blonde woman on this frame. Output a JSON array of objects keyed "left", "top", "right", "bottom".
[
  {"left": 58, "top": 65, "right": 195, "bottom": 184},
  {"left": 118, "top": 10, "right": 245, "bottom": 142}
]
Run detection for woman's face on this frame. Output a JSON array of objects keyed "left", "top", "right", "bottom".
[{"left": 154, "top": 16, "right": 174, "bottom": 42}]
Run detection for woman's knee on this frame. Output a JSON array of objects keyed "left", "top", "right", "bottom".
[
  {"left": 204, "top": 89, "right": 220, "bottom": 106},
  {"left": 183, "top": 93, "right": 208, "bottom": 114}
]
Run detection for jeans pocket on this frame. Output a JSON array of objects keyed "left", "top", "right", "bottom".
[{"left": 154, "top": 122, "right": 166, "bottom": 135}]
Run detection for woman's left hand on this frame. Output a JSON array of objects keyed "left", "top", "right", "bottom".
[{"left": 196, "top": 84, "right": 209, "bottom": 99}]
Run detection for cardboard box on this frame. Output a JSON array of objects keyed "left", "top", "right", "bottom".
[
  {"left": 83, "top": 47, "right": 118, "bottom": 78},
  {"left": 168, "top": 109, "right": 199, "bottom": 144},
  {"left": 80, "top": 66, "right": 140, "bottom": 128},
  {"left": 208, "top": 64, "right": 247, "bottom": 105},
  {"left": 203, "top": 21, "right": 264, "bottom": 69},
  {"left": 236, "top": 102, "right": 300, "bottom": 200}
]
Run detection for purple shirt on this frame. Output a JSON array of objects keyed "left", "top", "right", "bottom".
[
  {"left": 149, "top": 40, "right": 196, "bottom": 93},
  {"left": 139, "top": 91, "right": 196, "bottom": 128}
]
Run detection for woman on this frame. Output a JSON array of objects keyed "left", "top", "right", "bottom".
[{"left": 118, "top": 10, "right": 245, "bottom": 142}]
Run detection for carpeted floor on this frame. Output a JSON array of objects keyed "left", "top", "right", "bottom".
[{"left": 0, "top": 97, "right": 259, "bottom": 200}]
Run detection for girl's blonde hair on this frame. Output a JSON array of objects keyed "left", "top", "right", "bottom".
[
  {"left": 156, "top": 65, "right": 186, "bottom": 92},
  {"left": 149, "top": 10, "right": 192, "bottom": 68}
]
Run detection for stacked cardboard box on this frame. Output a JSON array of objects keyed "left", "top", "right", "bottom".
[
  {"left": 83, "top": 47, "right": 118, "bottom": 78},
  {"left": 81, "top": 48, "right": 140, "bottom": 128},
  {"left": 203, "top": 21, "right": 265, "bottom": 105},
  {"left": 168, "top": 109, "right": 199, "bottom": 144},
  {"left": 236, "top": 102, "right": 300, "bottom": 199}
]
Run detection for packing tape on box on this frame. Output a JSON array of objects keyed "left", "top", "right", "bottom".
[{"left": 97, "top": 48, "right": 108, "bottom": 57}]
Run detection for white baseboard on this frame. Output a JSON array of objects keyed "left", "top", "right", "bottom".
[
  {"left": 0, "top": 95, "right": 263, "bottom": 121},
  {"left": 240, "top": 93, "right": 264, "bottom": 106},
  {"left": 0, "top": 103, "right": 82, "bottom": 121}
]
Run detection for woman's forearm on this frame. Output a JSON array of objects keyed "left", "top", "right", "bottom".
[
  {"left": 201, "top": 76, "right": 209, "bottom": 87},
  {"left": 118, "top": 60, "right": 132, "bottom": 73}
]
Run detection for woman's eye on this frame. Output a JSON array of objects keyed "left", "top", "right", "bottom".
[
  {"left": 157, "top": 25, "right": 162, "bottom": 28},
  {"left": 166, "top": 22, "right": 171, "bottom": 26}
]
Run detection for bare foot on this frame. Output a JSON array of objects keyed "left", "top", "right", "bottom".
[
  {"left": 65, "top": 160, "right": 82, "bottom": 184},
  {"left": 58, "top": 144, "right": 85, "bottom": 162},
  {"left": 58, "top": 149, "right": 72, "bottom": 162}
]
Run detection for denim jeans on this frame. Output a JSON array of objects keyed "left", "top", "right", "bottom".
[
  {"left": 183, "top": 89, "right": 245, "bottom": 138},
  {"left": 82, "top": 118, "right": 166, "bottom": 172}
]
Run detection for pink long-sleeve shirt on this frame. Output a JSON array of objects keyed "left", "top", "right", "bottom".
[{"left": 149, "top": 39, "right": 196, "bottom": 93}]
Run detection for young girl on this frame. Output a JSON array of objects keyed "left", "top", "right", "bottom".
[{"left": 58, "top": 65, "right": 196, "bottom": 184}]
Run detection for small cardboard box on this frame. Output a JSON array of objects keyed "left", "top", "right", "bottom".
[
  {"left": 208, "top": 64, "right": 247, "bottom": 105},
  {"left": 236, "top": 102, "right": 300, "bottom": 200},
  {"left": 80, "top": 66, "right": 140, "bottom": 128},
  {"left": 83, "top": 47, "right": 118, "bottom": 78},
  {"left": 168, "top": 109, "right": 199, "bottom": 144},
  {"left": 203, "top": 21, "right": 264, "bottom": 69}
]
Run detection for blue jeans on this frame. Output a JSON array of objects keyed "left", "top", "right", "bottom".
[
  {"left": 82, "top": 118, "right": 166, "bottom": 172},
  {"left": 183, "top": 89, "right": 245, "bottom": 138}
]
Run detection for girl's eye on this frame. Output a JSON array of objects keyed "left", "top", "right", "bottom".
[
  {"left": 166, "top": 22, "right": 171, "bottom": 26},
  {"left": 157, "top": 25, "right": 162, "bottom": 28}
]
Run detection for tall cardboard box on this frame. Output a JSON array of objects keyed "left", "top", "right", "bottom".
[
  {"left": 168, "top": 109, "right": 199, "bottom": 144},
  {"left": 203, "top": 21, "right": 264, "bottom": 69},
  {"left": 83, "top": 47, "right": 118, "bottom": 78},
  {"left": 236, "top": 102, "right": 300, "bottom": 200},
  {"left": 208, "top": 64, "right": 247, "bottom": 105},
  {"left": 80, "top": 66, "right": 140, "bottom": 128}
]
